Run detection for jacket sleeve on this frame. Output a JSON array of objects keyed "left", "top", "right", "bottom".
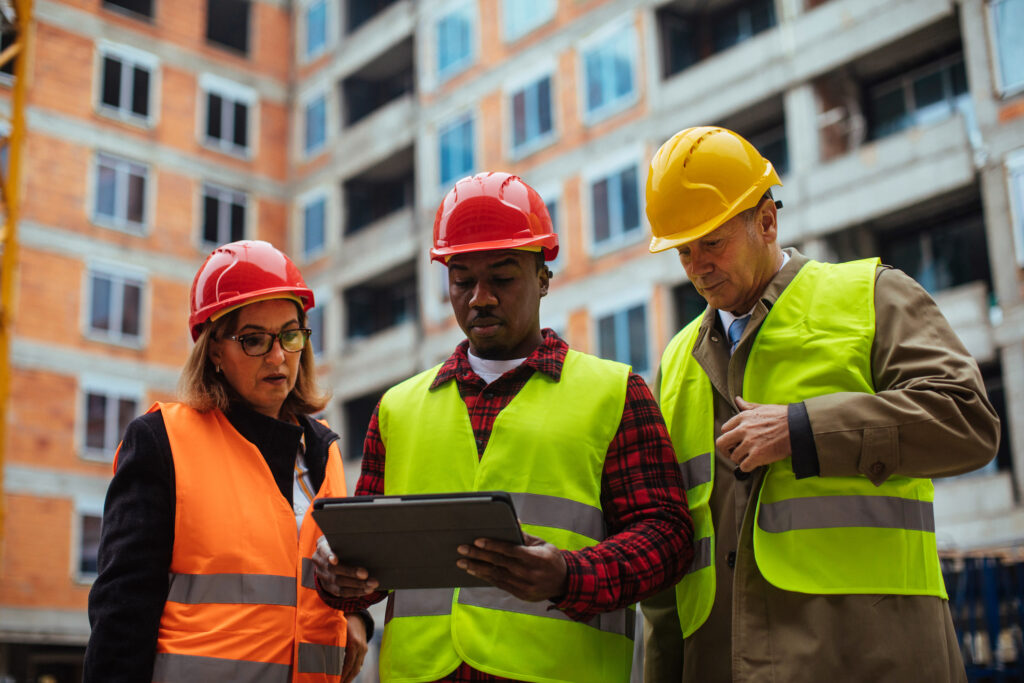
[
  {"left": 83, "top": 411, "right": 174, "bottom": 683},
  {"left": 803, "top": 267, "right": 1000, "bottom": 484}
]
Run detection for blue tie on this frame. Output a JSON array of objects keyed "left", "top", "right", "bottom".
[{"left": 728, "top": 316, "right": 749, "bottom": 354}]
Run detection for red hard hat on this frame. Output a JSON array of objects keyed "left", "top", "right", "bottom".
[
  {"left": 430, "top": 172, "right": 558, "bottom": 263},
  {"left": 188, "top": 240, "right": 314, "bottom": 341}
]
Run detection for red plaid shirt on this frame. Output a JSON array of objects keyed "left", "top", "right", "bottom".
[{"left": 327, "top": 330, "right": 693, "bottom": 682}]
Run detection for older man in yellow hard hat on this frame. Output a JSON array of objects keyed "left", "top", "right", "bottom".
[{"left": 641, "top": 126, "right": 999, "bottom": 683}]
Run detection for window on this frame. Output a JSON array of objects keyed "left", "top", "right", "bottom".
[
  {"left": 304, "top": 94, "right": 327, "bottom": 155},
  {"left": 591, "top": 164, "right": 640, "bottom": 248},
  {"left": 78, "top": 513, "right": 103, "bottom": 577},
  {"left": 510, "top": 74, "right": 553, "bottom": 155},
  {"left": 201, "top": 74, "right": 255, "bottom": 155},
  {"left": 103, "top": 0, "right": 153, "bottom": 17},
  {"left": 991, "top": 0, "right": 1024, "bottom": 95},
  {"left": 1008, "top": 154, "right": 1024, "bottom": 265},
  {"left": 597, "top": 304, "right": 649, "bottom": 374},
  {"left": 344, "top": 267, "right": 418, "bottom": 339},
  {"left": 87, "top": 269, "right": 143, "bottom": 344},
  {"left": 94, "top": 153, "right": 148, "bottom": 232},
  {"left": 307, "top": 304, "right": 325, "bottom": 355},
  {"left": 303, "top": 195, "right": 326, "bottom": 257},
  {"left": 305, "top": 0, "right": 328, "bottom": 59},
  {"left": 98, "top": 43, "right": 155, "bottom": 122},
  {"left": 202, "top": 184, "right": 246, "bottom": 245},
  {"left": 437, "top": 3, "right": 474, "bottom": 81},
  {"left": 502, "top": 0, "right": 555, "bottom": 42},
  {"left": 0, "top": 26, "right": 16, "bottom": 78},
  {"left": 867, "top": 54, "right": 970, "bottom": 140},
  {"left": 582, "top": 23, "right": 636, "bottom": 121},
  {"left": 81, "top": 376, "right": 141, "bottom": 458},
  {"left": 538, "top": 188, "right": 563, "bottom": 272},
  {"left": 206, "top": 0, "right": 250, "bottom": 54},
  {"left": 439, "top": 114, "right": 474, "bottom": 186},
  {"left": 658, "top": 0, "right": 778, "bottom": 79},
  {"left": 711, "top": 0, "right": 775, "bottom": 52}
]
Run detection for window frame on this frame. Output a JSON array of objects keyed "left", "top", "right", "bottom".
[
  {"left": 200, "top": 182, "right": 248, "bottom": 247},
  {"left": 592, "top": 294, "right": 652, "bottom": 377},
  {"left": 95, "top": 40, "right": 158, "bottom": 126},
  {"left": 438, "top": 111, "right": 476, "bottom": 188},
  {"left": 436, "top": 0, "right": 477, "bottom": 84},
  {"left": 578, "top": 17, "right": 639, "bottom": 125},
  {"left": 73, "top": 505, "right": 105, "bottom": 583},
  {"left": 78, "top": 373, "right": 144, "bottom": 462},
  {"left": 506, "top": 61, "right": 557, "bottom": 159},
  {"left": 584, "top": 147, "right": 645, "bottom": 256},
  {"left": 299, "top": 188, "right": 329, "bottom": 259},
  {"left": 1008, "top": 149, "right": 1024, "bottom": 267},
  {"left": 302, "top": 0, "right": 331, "bottom": 61},
  {"left": 83, "top": 265, "right": 146, "bottom": 347},
  {"left": 91, "top": 151, "right": 151, "bottom": 234},
  {"left": 199, "top": 73, "right": 257, "bottom": 158},
  {"left": 501, "top": 0, "right": 556, "bottom": 43},
  {"left": 303, "top": 90, "right": 329, "bottom": 157},
  {"left": 988, "top": 0, "right": 1024, "bottom": 97}
]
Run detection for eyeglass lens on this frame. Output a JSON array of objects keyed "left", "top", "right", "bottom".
[{"left": 237, "top": 329, "right": 309, "bottom": 355}]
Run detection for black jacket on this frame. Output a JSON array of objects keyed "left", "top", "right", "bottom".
[{"left": 83, "top": 403, "right": 368, "bottom": 682}]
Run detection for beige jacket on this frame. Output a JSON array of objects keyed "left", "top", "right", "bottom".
[{"left": 643, "top": 250, "right": 1000, "bottom": 683}]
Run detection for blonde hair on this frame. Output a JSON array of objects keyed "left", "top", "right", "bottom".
[{"left": 178, "top": 303, "right": 330, "bottom": 420}]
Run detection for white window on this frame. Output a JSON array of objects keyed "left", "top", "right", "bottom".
[
  {"left": 439, "top": 114, "right": 474, "bottom": 186},
  {"left": 990, "top": 0, "right": 1024, "bottom": 96},
  {"left": 437, "top": 2, "right": 475, "bottom": 81},
  {"left": 510, "top": 73, "right": 554, "bottom": 156},
  {"left": 597, "top": 303, "right": 649, "bottom": 375},
  {"left": 581, "top": 21, "right": 637, "bottom": 122},
  {"left": 305, "top": 0, "right": 328, "bottom": 59},
  {"left": 202, "top": 183, "right": 247, "bottom": 245},
  {"left": 94, "top": 152, "right": 148, "bottom": 232},
  {"left": 591, "top": 163, "right": 641, "bottom": 249},
  {"left": 307, "top": 304, "right": 325, "bottom": 356},
  {"left": 304, "top": 93, "right": 327, "bottom": 155},
  {"left": 1009, "top": 151, "right": 1024, "bottom": 266},
  {"left": 80, "top": 375, "right": 142, "bottom": 460},
  {"left": 502, "top": 0, "right": 556, "bottom": 42},
  {"left": 200, "top": 74, "right": 256, "bottom": 156},
  {"left": 76, "top": 510, "right": 103, "bottom": 579},
  {"left": 97, "top": 42, "right": 157, "bottom": 123},
  {"left": 86, "top": 267, "right": 144, "bottom": 345},
  {"left": 303, "top": 193, "right": 327, "bottom": 258}
]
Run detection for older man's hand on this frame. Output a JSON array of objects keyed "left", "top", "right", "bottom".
[{"left": 717, "top": 396, "right": 791, "bottom": 472}]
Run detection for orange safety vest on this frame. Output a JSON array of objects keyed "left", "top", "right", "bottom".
[{"left": 131, "top": 402, "right": 348, "bottom": 683}]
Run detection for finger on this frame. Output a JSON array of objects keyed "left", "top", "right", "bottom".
[
  {"left": 316, "top": 536, "right": 338, "bottom": 565},
  {"left": 341, "top": 643, "right": 356, "bottom": 683},
  {"left": 715, "top": 430, "right": 741, "bottom": 456},
  {"left": 735, "top": 396, "right": 758, "bottom": 410}
]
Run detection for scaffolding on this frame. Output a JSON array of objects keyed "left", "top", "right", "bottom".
[{"left": 0, "top": 0, "right": 34, "bottom": 549}]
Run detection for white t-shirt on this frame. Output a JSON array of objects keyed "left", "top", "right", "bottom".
[{"left": 467, "top": 350, "right": 527, "bottom": 385}]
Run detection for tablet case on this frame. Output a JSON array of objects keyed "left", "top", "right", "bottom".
[{"left": 311, "top": 491, "right": 524, "bottom": 589}]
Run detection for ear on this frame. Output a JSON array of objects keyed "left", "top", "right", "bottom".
[
  {"left": 538, "top": 265, "right": 550, "bottom": 298},
  {"left": 756, "top": 198, "right": 778, "bottom": 244},
  {"left": 208, "top": 339, "right": 224, "bottom": 369}
]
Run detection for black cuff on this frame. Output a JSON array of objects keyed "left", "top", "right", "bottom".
[
  {"left": 348, "top": 608, "right": 375, "bottom": 642},
  {"left": 788, "top": 402, "right": 820, "bottom": 479}
]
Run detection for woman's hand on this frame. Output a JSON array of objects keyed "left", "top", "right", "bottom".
[{"left": 311, "top": 535, "right": 380, "bottom": 598}]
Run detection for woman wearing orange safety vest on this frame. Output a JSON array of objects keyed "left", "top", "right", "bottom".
[{"left": 84, "top": 240, "right": 370, "bottom": 683}]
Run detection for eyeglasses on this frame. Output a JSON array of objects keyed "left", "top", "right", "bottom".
[{"left": 227, "top": 328, "right": 312, "bottom": 356}]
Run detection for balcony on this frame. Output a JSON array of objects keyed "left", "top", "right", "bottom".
[{"left": 330, "top": 95, "right": 416, "bottom": 180}]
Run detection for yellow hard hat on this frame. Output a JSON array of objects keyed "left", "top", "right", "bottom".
[{"left": 646, "top": 126, "right": 782, "bottom": 253}]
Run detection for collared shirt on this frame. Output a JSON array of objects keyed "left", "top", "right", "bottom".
[{"left": 327, "top": 329, "right": 693, "bottom": 683}]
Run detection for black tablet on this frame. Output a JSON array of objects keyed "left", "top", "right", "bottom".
[{"left": 311, "top": 491, "right": 524, "bottom": 590}]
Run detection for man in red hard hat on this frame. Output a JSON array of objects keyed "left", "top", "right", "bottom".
[{"left": 313, "top": 172, "right": 695, "bottom": 683}]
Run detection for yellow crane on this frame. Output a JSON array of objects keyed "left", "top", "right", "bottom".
[{"left": 0, "top": 0, "right": 34, "bottom": 549}]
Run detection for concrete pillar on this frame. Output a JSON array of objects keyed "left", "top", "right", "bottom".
[
  {"left": 783, "top": 83, "right": 819, "bottom": 178},
  {"left": 1001, "top": 341, "right": 1024, "bottom": 498}
]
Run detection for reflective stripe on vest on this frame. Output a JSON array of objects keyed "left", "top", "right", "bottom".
[
  {"left": 658, "top": 318, "right": 716, "bottom": 637},
  {"left": 385, "top": 587, "right": 635, "bottom": 639},
  {"left": 745, "top": 259, "right": 945, "bottom": 597},
  {"left": 154, "top": 403, "right": 348, "bottom": 682},
  {"left": 377, "top": 349, "right": 633, "bottom": 683}
]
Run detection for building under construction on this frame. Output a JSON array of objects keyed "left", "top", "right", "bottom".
[{"left": 0, "top": 0, "right": 1022, "bottom": 680}]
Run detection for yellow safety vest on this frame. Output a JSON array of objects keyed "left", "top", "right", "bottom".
[
  {"left": 377, "top": 350, "right": 634, "bottom": 683},
  {"left": 661, "top": 258, "right": 946, "bottom": 637}
]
